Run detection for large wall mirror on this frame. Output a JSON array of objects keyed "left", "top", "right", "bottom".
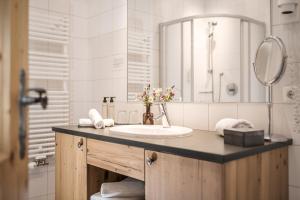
[{"left": 127, "top": 0, "right": 271, "bottom": 103}]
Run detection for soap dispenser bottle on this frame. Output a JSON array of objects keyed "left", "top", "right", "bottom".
[
  {"left": 108, "top": 97, "right": 116, "bottom": 119},
  {"left": 102, "top": 97, "right": 108, "bottom": 118}
]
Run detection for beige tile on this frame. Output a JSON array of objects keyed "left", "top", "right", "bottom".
[
  {"left": 183, "top": 103, "right": 209, "bottom": 130},
  {"left": 272, "top": 22, "right": 300, "bottom": 63},
  {"left": 47, "top": 170, "right": 55, "bottom": 194},
  {"left": 28, "top": 171, "right": 48, "bottom": 198},
  {"left": 29, "top": 0, "right": 49, "bottom": 10},
  {"left": 208, "top": 103, "right": 238, "bottom": 131},
  {"left": 237, "top": 103, "right": 268, "bottom": 133},
  {"left": 166, "top": 103, "right": 184, "bottom": 126},
  {"left": 272, "top": 103, "right": 294, "bottom": 137},
  {"left": 49, "top": 0, "right": 70, "bottom": 14}
]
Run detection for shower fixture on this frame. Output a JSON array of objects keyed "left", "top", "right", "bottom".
[{"left": 208, "top": 21, "right": 218, "bottom": 102}]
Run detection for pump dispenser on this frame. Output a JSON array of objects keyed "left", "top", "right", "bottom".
[
  {"left": 108, "top": 97, "right": 116, "bottom": 119},
  {"left": 102, "top": 97, "right": 108, "bottom": 118}
]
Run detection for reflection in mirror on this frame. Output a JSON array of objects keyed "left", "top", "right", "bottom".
[{"left": 127, "top": 0, "right": 271, "bottom": 103}]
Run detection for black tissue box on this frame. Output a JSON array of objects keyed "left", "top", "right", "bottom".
[{"left": 224, "top": 128, "right": 264, "bottom": 147}]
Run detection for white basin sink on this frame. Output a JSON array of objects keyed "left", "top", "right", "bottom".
[{"left": 110, "top": 125, "right": 193, "bottom": 138}]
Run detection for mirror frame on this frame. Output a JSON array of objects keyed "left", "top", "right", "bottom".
[{"left": 253, "top": 36, "right": 288, "bottom": 87}]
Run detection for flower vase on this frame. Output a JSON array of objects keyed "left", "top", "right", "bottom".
[{"left": 143, "top": 104, "right": 154, "bottom": 125}]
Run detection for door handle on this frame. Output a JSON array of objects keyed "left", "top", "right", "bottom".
[{"left": 19, "top": 69, "right": 48, "bottom": 159}]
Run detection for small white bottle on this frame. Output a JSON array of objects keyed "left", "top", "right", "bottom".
[
  {"left": 108, "top": 97, "right": 116, "bottom": 119},
  {"left": 102, "top": 97, "right": 108, "bottom": 118}
]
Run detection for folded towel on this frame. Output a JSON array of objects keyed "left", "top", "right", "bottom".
[
  {"left": 89, "top": 109, "right": 104, "bottom": 129},
  {"left": 103, "top": 118, "right": 114, "bottom": 127},
  {"left": 79, "top": 118, "right": 114, "bottom": 128},
  {"left": 100, "top": 179, "right": 145, "bottom": 198},
  {"left": 78, "top": 118, "right": 94, "bottom": 127},
  {"left": 90, "top": 192, "right": 143, "bottom": 200},
  {"left": 215, "top": 118, "right": 254, "bottom": 136}
]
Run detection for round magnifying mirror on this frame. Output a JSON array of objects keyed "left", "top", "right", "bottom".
[
  {"left": 253, "top": 36, "right": 288, "bottom": 142},
  {"left": 254, "top": 36, "right": 287, "bottom": 86}
]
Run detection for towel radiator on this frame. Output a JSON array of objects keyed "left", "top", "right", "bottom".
[{"left": 28, "top": 10, "right": 69, "bottom": 162}]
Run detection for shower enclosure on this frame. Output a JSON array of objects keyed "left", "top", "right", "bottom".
[{"left": 160, "top": 14, "right": 266, "bottom": 103}]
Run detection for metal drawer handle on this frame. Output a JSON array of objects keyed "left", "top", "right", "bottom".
[
  {"left": 146, "top": 152, "right": 157, "bottom": 166},
  {"left": 77, "top": 138, "right": 84, "bottom": 148}
]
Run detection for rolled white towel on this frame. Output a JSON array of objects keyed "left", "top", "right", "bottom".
[
  {"left": 90, "top": 192, "right": 143, "bottom": 200},
  {"left": 89, "top": 109, "right": 104, "bottom": 129},
  {"left": 215, "top": 118, "right": 254, "bottom": 136},
  {"left": 100, "top": 179, "right": 145, "bottom": 198},
  {"left": 78, "top": 118, "right": 93, "bottom": 127},
  {"left": 79, "top": 118, "right": 114, "bottom": 128},
  {"left": 103, "top": 119, "right": 114, "bottom": 127}
]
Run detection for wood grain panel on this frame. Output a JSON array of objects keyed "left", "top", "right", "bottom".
[
  {"left": 55, "top": 133, "right": 87, "bottom": 200},
  {"left": 224, "top": 147, "right": 288, "bottom": 200},
  {"left": 145, "top": 151, "right": 202, "bottom": 200},
  {"left": 87, "top": 139, "right": 144, "bottom": 181}
]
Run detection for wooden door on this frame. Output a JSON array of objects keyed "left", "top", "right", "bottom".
[
  {"left": 0, "top": 0, "right": 29, "bottom": 200},
  {"left": 55, "top": 133, "right": 87, "bottom": 200}
]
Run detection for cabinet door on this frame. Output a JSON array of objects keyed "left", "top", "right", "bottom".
[
  {"left": 55, "top": 133, "right": 87, "bottom": 200},
  {"left": 145, "top": 151, "right": 202, "bottom": 200}
]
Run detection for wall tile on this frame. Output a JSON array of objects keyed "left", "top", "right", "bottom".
[
  {"left": 49, "top": 0, "right": 70, "bottom": 14},
  {"left": 70, "top": 16, "right": 88, "bottom": 38},
  {"left": 289, "top": 186, "right": 300, "bottom": 200},
  {"left": 92, "top": 57, "right": 113, "bottom": 81},
  {"left": 47, "top": 194, "right": 55, "bottom": 200},
  {"left": 113, "top": 0, "right": 127, "bottom": 8},
  {"left": 166, "top": 103, "right": 184, "bottom": 126},
  {"left": 113, "top": 6, "right": 127, "bottom": 31},
  {"left": 89, "top": 11, "right": 113, "bottom": 37},
  {"left": 208, "top": 103, "right": 238, "bottom": 131},
  {"left": 272, "top": 22, "right": 300, "bottom": 63},
  {"left": 272, "top": 103, "right": 294, "bottom": 137},
  {"left": 30, "top": 0, "right": 49, "bottom": 10},
  {"left": 183, "top": 103, "right": 209, "bottom": 130},
  {"left": 237, "top": 103, "right": 268, "bottom": 132},
  {"left": 273, "top": 63, "right": 300, "bottom": 103},
  {"left": 70, "top": 37, "right": 89, "bottom": 59},
  {"left": 113, "top": 29, "right": 127, "bottom": 55},
  {"left": 29, "top": 195, "right": 48, "bottom": 200},
  {"left": 70, "top": 0, "right": 88, "bottom": 17},
  {"left": 88, "top": 0, "right": 113, "bottom": 18},
  {"left": 28, "top": 168, "right": 48, "bottom": 198},
  {"left": 70, "top": 59, "right": 91, "bottom": 81}
]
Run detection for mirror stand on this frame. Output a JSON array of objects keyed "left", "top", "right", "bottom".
[{"left": 265, "top": 86, "right": 288, "bottom": 142}]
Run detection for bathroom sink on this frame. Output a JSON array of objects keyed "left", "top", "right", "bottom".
[{"left": 110, "top": 125, "right": 193, "bottom": 138}]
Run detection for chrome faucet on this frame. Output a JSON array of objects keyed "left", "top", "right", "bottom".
[{"left": 154, "top": 103, "right": 171, "bottom": 128}]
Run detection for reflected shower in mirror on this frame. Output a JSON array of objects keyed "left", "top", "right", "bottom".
[{"left": 127, "top": 0, "right": 271, "bottom": 103}]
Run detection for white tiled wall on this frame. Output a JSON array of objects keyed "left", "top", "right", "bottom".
[{"left": 271, "top": 0, "right": 300, "bottom": 198}]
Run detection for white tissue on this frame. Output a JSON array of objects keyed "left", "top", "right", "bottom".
[
  {"left": 78, "top": 118, "right": 93, "bottom": 127},
  {"left": 215, "top": 118, "right": 254, "bottom": 136},
  {"left": 89, "top": 109, "right": 104, "bottom": 129}
]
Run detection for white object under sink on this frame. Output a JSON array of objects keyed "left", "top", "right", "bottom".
[{"left": 110, "top": 125, "right": 193, "bottom": 138}]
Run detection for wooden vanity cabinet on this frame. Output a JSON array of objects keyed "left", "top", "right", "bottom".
[
  {"left": 55, "top": 132, "right": 288, "bottom": 200},
  {"left": 145, "top": 147, "right": 288, "bottom": 200},
  {"left": 55, "top": 133, "right": 87, "bottom": 200}
]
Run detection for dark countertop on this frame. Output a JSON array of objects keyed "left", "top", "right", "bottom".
[{"left": 52, "top": 125, "right": 292, "bottom": 164}]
